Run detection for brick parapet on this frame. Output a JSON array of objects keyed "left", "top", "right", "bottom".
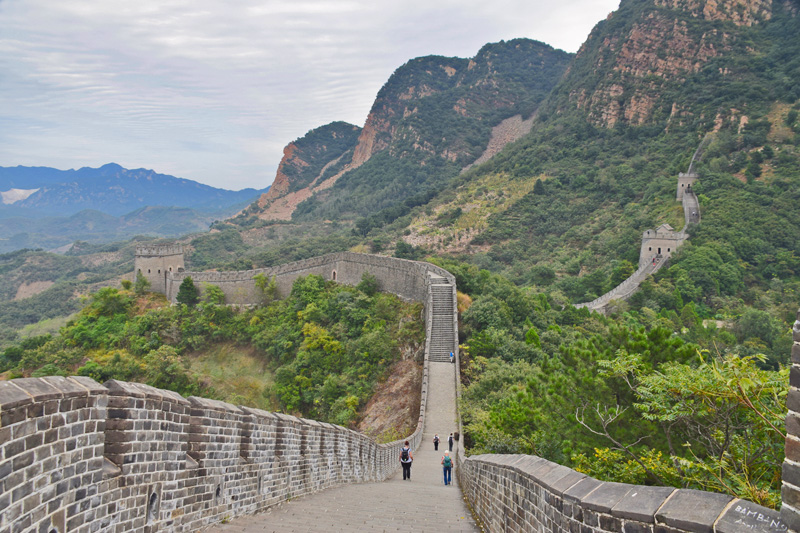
[
  {"left": 458, "top": 454, "right": 786, "bottom": 532},
  {"left": 0, "top": 376, "right": 425, "bottom": 533},
  {"left": 164, "top": 251, "right": 454, "bottom": 306},
  {"left": 781, "top": 310, "right": 800, "bottom": 531}
]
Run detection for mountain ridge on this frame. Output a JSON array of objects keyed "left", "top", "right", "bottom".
[{"left": 0, "top": 163, "right": 268, "bottom": 217}]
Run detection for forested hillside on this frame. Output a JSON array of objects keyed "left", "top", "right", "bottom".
[{"left": 0, "top": 273, "right": 423, "bottom": 439}]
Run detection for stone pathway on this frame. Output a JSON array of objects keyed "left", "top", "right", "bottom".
[{"left": 204, "top": 362, "right": 480, "bottom": 532}]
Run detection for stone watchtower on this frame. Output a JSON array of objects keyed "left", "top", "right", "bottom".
[
  {"left": 134, "top": 245, "right": 185, "bottom": 294},
  {"left": 677, "top": 171, "right": 698, "bottom": 201}
]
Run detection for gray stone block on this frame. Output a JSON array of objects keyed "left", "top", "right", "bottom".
[
  {"left": 716, "top": 499, "right": 785, "bottom": 532},
  {"left": 580, "top": 481, "right": 634, "bottom": 513},
  {"left": 188, "top": 396, "right": 243, "bottom": 414},
  {"left": 0, "top": 381, "right": 31, "bottom": 409},
  {"left": 563, "top": 476, "right": 603, "bottom": 504},
  {"left": 103, "top": 380, "right": 146, "bottom": 398},
  {"left": 785, "top": 435, "right": 800, "bottom": 463},
  {"left": 780, "top": 501, "right": 800, "bottom": 533},
  {"left": 783, "top": 462, "right": 800, "bottom": 489},
  {"left": 783, "top": 480, "right": 800, "bottom": 510},
  {"left": 539, "top": 465, "right": 585, "bottom": 497},
  {"left": 8, "top": 379, "right": 62, "bottom": 402},
  {"left": 39, "top": 376, "right": 89, "bottom": 397},
  {"left": 610, "top": 485, "right": 674, "bottom": 523},
  {"left": 67, "top": 376, "right": 107, "bottom": 394},
  {"left": 792, "top": 366, "right": 800, "bottom": 389},
  {"left": 787, "top": 389, "right": 800, "bottom": 414},
  {"left": 655, "top": 488, "right": 732, "bottom": 533}
]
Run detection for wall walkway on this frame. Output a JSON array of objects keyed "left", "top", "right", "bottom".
[
  {"left": 576, "top": 170, "right": 700, "bottom": 313},
  {"left": 205, "top": 362, "right": 477, "bottom": 533}
]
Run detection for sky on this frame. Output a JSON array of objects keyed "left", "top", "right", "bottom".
[{"left": 0, "top": 0, "right": 620, "bottom": 191}]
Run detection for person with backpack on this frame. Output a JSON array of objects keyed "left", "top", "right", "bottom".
[
  {"left": 448, "top": 433, "right": 454, "bottom": 452},
  {"left": 442, "top": 451, "right": 453, "bottom": 485},
  {"left": 433, "top": 434, "right": 440, "bottom": 450},
  {"left": 400, "top": 440, "right": 413, "bottom": 480}
]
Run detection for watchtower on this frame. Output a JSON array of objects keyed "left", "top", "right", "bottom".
[
  {"left": 134, "top": 245, "right": 185, "bottom": 294},
  {"left": 677, "top": 171, "right": 698, "bottom": 201},
  {"left": 639, "top": 224, "right": 686, "bottom": 267}
]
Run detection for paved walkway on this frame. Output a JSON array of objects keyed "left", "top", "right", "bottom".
[{"left": 204, "top": 362, "right": 480, "bottom": 532}]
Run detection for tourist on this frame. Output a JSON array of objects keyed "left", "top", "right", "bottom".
[
  {"left": 433, "top": 434, "right": 440, "bottom": 450},
  {"left": 449, "top": 351, "right": 455, "bottom": 364},
  {"left": 442, "top": 451, "right": 453, "bottom": 485},
  {"left": 448, "top": 433, "right": 454, "bottom": 452},
  {"left": 400, "top": 440, "right": 413, "bottom": 480}
]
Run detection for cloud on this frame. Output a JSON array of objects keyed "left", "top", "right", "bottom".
[{"left": 0, "top": 0, "right": 620, "bottom": 190}]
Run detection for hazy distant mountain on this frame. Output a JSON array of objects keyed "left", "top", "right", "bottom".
[
  {"left": 0, "top": 202, "right": 254, "bottom": 254},
  {"left": 0, "top": 163, "right": 269, "bottom": 216}
]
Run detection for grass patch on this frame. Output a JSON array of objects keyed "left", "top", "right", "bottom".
[{"left": 187, "top": 343, "right": 276, "bottom": 410}]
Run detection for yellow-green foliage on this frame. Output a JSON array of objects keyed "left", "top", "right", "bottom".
[{"left": 187, "top": 343, "right": 275, "bottom": 410}]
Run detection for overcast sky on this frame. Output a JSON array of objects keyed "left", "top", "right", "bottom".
[{"left": 0, "top": 0, "right": 619, "bottom": 191}]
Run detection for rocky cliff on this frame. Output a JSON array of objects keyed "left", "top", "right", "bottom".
[
  {"left": 555, "top": 0, "right": 791, "bottom": 128},
  {"left": 249, "top": 39, "right": 572, "bottom": 221},
  {"left": 254, "top": 122, "right": 361, "bottom": 220}
]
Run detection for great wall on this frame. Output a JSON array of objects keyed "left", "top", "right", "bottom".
[
  {"left": 576, "top": 141, "right": 704, "bottom": 313},
  {"left": 4, "top": 163, "right": 800, "bottom": 532}
]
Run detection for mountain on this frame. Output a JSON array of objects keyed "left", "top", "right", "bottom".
[
  {"left": 0, "top": 205, "right": 247, "bottom": 254},
  {"left": 0, "top": 163, "right": 269, "bottom": 217},
  {"left": 213, "top": 0, "right": 800, "bottom": 301},
  {"left": 239, "top": 39, "right": 573, "bottom": 224}
]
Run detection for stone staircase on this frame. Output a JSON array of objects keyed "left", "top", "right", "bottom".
[{"left": 428, "top": 276, "right": 457, "bottom": 363}]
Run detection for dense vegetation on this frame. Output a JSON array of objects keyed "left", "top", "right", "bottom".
[
  {"left": 441, "top": 260, "right": 787, "bottom": 508},
  {"left": 0, "top": 274, "right": 423, "bottom": 430}
]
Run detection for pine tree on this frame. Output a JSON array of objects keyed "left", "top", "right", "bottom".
[{"left": 176, "top": 277, "right": 199, "bottom": 307}]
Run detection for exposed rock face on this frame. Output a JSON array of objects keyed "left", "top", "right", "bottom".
[
  {"left": 257, "top": 144, "right": 300, "bottom": 206},
  {"left": 565, "top": 0, "right": 774, "bottom": 128},
  {"left": 654, "top": 0, "right": 772, "bottom": 26},
  {"left": 255, "top": 121, "right": 361, "bottom": 220}
]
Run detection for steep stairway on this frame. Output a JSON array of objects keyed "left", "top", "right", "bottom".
[{"left": 428, "top": 277, "right": 457, "bottom": 363}]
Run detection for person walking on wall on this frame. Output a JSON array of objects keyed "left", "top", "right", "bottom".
[
  {"left": 433, "top": 434, "right": 440, "bottom": 450},
  {"left": 442, "top": 451, "right": 453, "bottom": 485},
  {"left": 448, "top": 433, "right": 454, "bottom": 452},
  {"left": 400, "top": 440, "right": 413, "bottom": 480},
  {"left": 449, "top": 351, "right": 455, "bottom": 364}
]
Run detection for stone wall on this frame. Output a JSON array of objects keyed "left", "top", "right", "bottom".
[
  {"left": 164, "top": 252, "right": 454, "bottom": 308},
  {"left": 457, "top": 454, "right": 786, "bottom": 533},
  {"left": 0, "top": 374, "right": 427, "bottom": 533},
  {"left": 781, "top": 310, "right": 800, "bottom": 531}
]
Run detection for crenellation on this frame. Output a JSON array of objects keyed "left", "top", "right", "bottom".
[
  {"left": 457, "top": 453, "right": 784, "bottom": 533},
  {"left": 0, "top": 373, "right": 421, "bottom": 532}
]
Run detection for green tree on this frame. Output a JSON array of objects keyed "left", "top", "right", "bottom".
[
  {"left": 254, "top": 273, "right": 278, "bottom": 305},
  {"left": 134, "top": 271, "right": 151, "bottom": 295},
  {"left": 356, "top": 272, "right": 379, "bottom": 296},
  {"left": 201, "top": 284, "right": 226, "bottom": 305},
  {"left": 176, "top": 277, "right": 199, "bottom": 307}
]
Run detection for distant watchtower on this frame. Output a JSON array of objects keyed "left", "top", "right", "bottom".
[
  {"left": 677, "top": 171, "right": 698, "bottom": 201},
  {"left": 134, "top": 245, "right": 185, "bottom": 295}
]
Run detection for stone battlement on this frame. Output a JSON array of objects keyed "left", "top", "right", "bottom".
[
  {"left": 0, "top": 374, "right": 427, "bottom": 533},
  {"left": 164, "top": 251, "right": 455, "bottom": 309},
  {"left": 135, "top": 245, "right": 185, "bottom": 257},
  {"left": 458, "top": 454, "right": 784, "bottom": 532}
]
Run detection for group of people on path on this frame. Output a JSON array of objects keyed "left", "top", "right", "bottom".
[{"left": 399, "top": 433, "right": 455, "bottom": 485}]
